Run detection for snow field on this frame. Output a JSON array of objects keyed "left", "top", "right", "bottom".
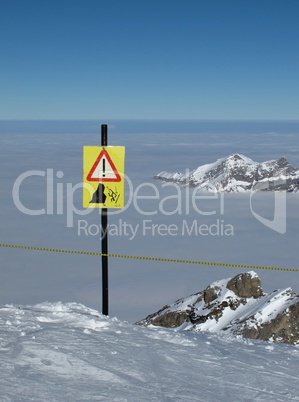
[{"left": 0, "top": 302, "right": 298, "bottom": 401}]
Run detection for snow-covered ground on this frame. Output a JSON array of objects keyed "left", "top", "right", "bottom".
[{"left": 1, "top": 301, "right": 298, "bottom": 401}]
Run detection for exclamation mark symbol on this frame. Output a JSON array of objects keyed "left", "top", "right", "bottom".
[{"left": 102, "top": 158, "right": 106, "bottom": 177}]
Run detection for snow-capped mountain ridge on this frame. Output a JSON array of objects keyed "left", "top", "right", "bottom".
[
  {"left": 138, "top": 271, "right": 299, "bottom": 345},
  {"left": 154, "top": 154, "right": 299, "bottom": 192}
]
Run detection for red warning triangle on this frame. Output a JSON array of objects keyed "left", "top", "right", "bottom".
[{"left": 86, "top": 149, "right": 121, "bottom": 182}]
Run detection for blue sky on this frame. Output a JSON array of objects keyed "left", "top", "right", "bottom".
[{"left": 1, "top": 0, "right": 298, "bottom": 120}]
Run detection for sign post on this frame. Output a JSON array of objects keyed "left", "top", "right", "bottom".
[
  {"left": 83, "top": 124, "right": 125, "bottom": 315},
  {"left": 101, "top": 124, "right": 108, "bottom": 316}
]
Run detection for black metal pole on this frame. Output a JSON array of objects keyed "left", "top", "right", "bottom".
[{"left": 101, "top": 124, "right": 108, "bottom": 315}]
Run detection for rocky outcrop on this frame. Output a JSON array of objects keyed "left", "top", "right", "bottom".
[
  {"left": 154, "top": 154, "right": 299, "bottom": 192},
  {"left": 137, "top": 272, "right": 299, "bottom": 345},
  {"left": 226, "top": 272, "right": 263, "bottom": 298},
  {"left": 241, "top": 305, "right": 299, "bottom": 344}
]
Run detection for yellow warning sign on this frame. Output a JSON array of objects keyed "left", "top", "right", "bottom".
[{"left": 83, "top": 146, "right": 125, "bottom": 208}]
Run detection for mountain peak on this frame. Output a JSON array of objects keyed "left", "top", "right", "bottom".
[
  {"left": 227, "top": 153, "right": 251, "bottom": 161},
  {"left": 137, "top": 271, "right": 299, "bottom": 345},
  {"left": 154, "top": 154, "right": 299, "bottom": 192}
]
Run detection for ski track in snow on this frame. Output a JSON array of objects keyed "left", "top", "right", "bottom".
[{"left": 0, "top": 302, "right": 298, "bottom": 401}]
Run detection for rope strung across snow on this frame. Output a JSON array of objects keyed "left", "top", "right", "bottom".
[{"left": 1, "top": 243, "right": 298, "bottom": 273}]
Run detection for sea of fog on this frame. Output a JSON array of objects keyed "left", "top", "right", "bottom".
[{"left": 0, "top": 120, "right": 298, "bottom": 323}]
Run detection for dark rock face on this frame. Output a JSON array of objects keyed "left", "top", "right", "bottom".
[
  {"left": 204, "top": 285, "right": 221, "bottom": 304},
  {"left": 238, "top": 291, "right": 299, "bottom": 345},
  {"left": 149, "top": 311, "right": 190, "bottom": 328},
  {"left": 137, "top": 272, "right": 299, "bottom": 345},
  {"left": 226, "top": 273, "right": 263, "bottom": 298}
]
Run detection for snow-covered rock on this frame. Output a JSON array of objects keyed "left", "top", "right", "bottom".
[
  {"left": 154, "top": 154, "right": 299, "bottom": 192},
  {"left": 138, "top": 272, "right": 299, "bottom": 345}
]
